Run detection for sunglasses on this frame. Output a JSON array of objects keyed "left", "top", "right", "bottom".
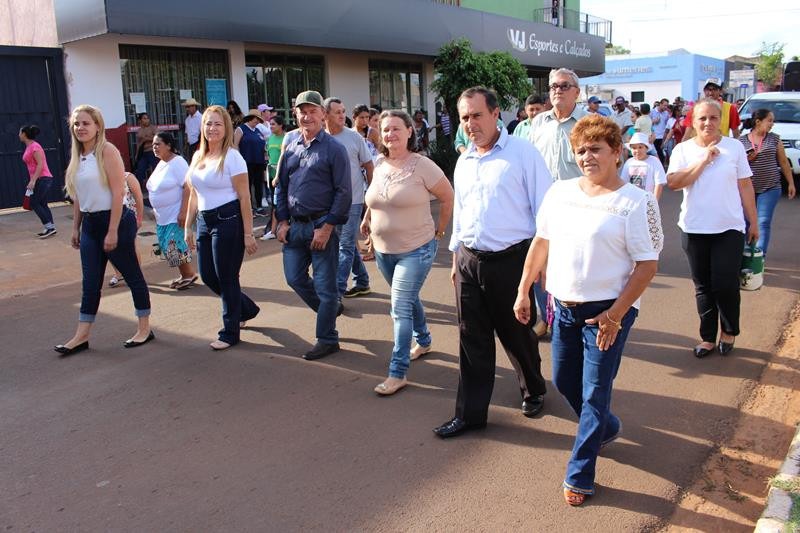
[{"left": 549, "top": 83, "right": 576, "bottom": 92}]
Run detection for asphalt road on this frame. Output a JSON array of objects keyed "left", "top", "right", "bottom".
[{"left": 1, "top": 188, "right": 799, "bottom": 532}]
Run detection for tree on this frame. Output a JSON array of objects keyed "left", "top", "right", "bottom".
[
  {"left": 431, "top": 38, "right": 530, "bottom": 117},
  {"left": 605, "top": 44, "right": 630, "bottom": 56},
  {"left": 754, "top": 41, "right": 785, "bottom": 89}
]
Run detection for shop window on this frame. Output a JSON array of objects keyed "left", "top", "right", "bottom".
[
  {"left": 246, "top": 54, "right": 325, "bottom": 127},
  {"left": 119, "top": 45, "right": 229, "bottom": 161},
  {"left": 369, "top": 61, "right": 424, "bottom": 113},
  {"left": 631, "top": 91, "right": 645, "bottom": 103}
]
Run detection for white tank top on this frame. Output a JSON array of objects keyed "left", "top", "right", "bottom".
[{"left": 75, "top": 153, "right": 112, "bottom": 212}]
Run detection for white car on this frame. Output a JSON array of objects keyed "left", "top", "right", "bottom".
[{"left": 739, "top": 92, "right": 800, "bottom": 184}]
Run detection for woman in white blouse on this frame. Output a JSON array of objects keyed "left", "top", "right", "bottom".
[
  {"left": 55, "top": 105, "right": 153, "bottom": 356},
  {"left": 184, "top": 105, "right": 260, "bottom": 350},
  {"left": 147, "top": 131, "right": 197, "bottom": 289},
  {"left": 514, "top": 114, "right": 663, "bottom": 506},
  {"left": 667, "top": 98, "right": 757, "bottom": 358}
]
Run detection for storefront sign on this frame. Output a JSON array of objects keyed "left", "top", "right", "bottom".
[
  {"left": 205, "top": 79, "right": 228, "bottom": 106},
  {"left": 605, "top": 66, "right": 653, "bottom": 78},
  {"left": 129, "top": 92, "right": 146, "bottom": 113}
]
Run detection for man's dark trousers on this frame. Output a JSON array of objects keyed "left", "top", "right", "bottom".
[{"left": 453, "top": 242, "right": 547, "bottom": 424}]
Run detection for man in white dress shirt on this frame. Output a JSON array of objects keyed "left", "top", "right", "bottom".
[
  {"left": 433, "top": 86, "right": 553, "bottom": 439},
  {"left": 183, "top": 98, "right": 202, "bottom": 161}
]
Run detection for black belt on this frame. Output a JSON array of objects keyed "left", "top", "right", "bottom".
[
  {"left": 291, "top": 211, "right": 327, "bottom": 223},
  {"left": 463, "top": 239, "right": 531, "bottom": 260}
]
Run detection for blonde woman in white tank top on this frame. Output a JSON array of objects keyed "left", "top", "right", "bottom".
[{"left": 54, "top": 105, "right": 153, "bottom": 356}]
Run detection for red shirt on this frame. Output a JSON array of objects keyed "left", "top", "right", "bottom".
[{"left": 682, "top": 99, "right": 740, "bottom": 135}]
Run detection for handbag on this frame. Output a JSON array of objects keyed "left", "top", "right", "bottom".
[
  {"left": 740, "top": 244, "right": 764, "bottom": 291},
  {"left": 22, "top": 189, "right": 33, "bottom": 210}
]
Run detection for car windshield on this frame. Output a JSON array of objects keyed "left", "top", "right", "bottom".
[{"left": 740, "top": 99, "right": 800, "bottom": 123}]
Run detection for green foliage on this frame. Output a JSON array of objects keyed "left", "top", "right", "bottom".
[
  {"left": 605, "top": 44, "right": 631, "bottom": 56},
  {"left": 427, "top": 138, "right": 459, "bottom": 180},
  {"left": 431, "top": 38, "right": 530, "bottom": 116},
  {"left": 754, "top": 42, "right": 785, "bottom": 88}
]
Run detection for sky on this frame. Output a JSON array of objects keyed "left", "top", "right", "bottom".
[{"left": 580, "top": 0, "right": 799, "bottom": 60}]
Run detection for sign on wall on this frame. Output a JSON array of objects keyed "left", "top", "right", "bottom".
[{"left": 205, "top": 79, "right": 228, "bottom": 107}]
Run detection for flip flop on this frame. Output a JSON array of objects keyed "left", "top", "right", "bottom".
[
  {"left": 169, "top": 277, "right": 183, "bottom": 289},
  {"left": 174, "top": 275, "right": 198, "bottom": 290},
  {"left": 109, "top": 276, "right": 123, "bottom": 288}
]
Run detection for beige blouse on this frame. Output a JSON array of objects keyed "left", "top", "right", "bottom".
[{"left": 365, "top": 153, "right": 446, "bottom": 254}]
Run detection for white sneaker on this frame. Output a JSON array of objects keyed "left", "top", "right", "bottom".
[
  {"left": 410, "top": 343, "right": 432, "bottom": 360},
  {"left": 260, "top": 230, "right": 276, "bottom": 241}
]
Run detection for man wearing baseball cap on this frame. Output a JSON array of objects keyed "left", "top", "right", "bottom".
[
  {"left": 683, "top": 78, "right": 740, "bottom": 139},
  {"left": 275, "top": 90, "right": 352, "bottom": 360},
  {"left": 586, "top": 95, "right": 608, "bottom": 116},
  {"left": 611, "top": 96, "right": 634, "bottom": 142}
]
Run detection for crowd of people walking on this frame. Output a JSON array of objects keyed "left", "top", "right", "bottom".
[{"left": 18, "top": 66, "right": 793, "bottom": 507}]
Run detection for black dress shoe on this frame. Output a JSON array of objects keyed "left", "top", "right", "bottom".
[
  {"left": 337, "top": 301, "right": 344, "bottom": 317},
  {"left": 718, "top": 339, "right": 735, "bottom": 355},
  {"left": 303, "top": 342, "right": 340, "bottom": 360},
  {"left": 433, "top": 417, "right": 487, "bottom": 439},
  {"left": 54, "top": 341, "right": 89, "bottom": 357},
  {"left": 694, "top": 344, "right": 716, "bottom": 358},
  {"left": 123, "top": 331, "right": 155, "bottom": 348},
  {"left": 522, "top": 395, "right": 545, "bottom": 417}
]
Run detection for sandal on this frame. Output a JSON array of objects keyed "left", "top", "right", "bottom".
[
  {"left": 374, "top": 377, "right": 407, "bottom": 396},
  {"left": 563, "top": 488, "right": 587, "bottom": 507},
  {"left": 109, "top": 275, "right": 123, "bottom": 288},
  {"left": 210, "top": 340, "right": 232, "bottom": 351},
  {"left": 169, "top": 277, "right": 183, "bottom": 289},
  {"left": 174, "top": 275, "right": 198, "bottom": 290}
]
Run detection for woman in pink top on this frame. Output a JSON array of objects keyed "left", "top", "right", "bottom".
[
  {"left": 361, "top": 110, "right": 454, "bottom": 395},
  {"left": 19, "top": 125, "right": 56, "bottom": 238}
]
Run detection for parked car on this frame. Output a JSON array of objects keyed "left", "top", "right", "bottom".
[{"left": 739, "top": 92, "right": 800, "bottom": 189}]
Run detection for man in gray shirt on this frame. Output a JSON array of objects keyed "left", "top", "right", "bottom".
[{"left": 324, "top": 97, "right": 374, "bottom": 301}]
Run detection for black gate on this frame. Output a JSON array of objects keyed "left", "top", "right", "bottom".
[{"left": 0, "top": 46, "right": 69, "bottom": 209}]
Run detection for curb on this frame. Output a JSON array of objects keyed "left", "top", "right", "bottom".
[{"left": 756, "top": 422, "right": 800, "bottom": 532}]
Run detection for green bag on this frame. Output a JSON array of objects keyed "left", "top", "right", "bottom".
[{"left": 740, "top": 244, "right": 764, "bottom": 291}]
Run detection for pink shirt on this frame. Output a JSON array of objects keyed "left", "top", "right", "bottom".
[{"left": 22, "top": 142, "right": 53, "bottom": 179}]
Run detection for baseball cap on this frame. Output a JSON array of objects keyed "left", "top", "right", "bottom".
[
  {"left": 588, "top": 96, "right": 601, "bottom": 104},
  {"left": 294, "top": 90, "right": 324, "bottom": 108},
  {"left": 614, "top": 96, "right": 626, "bottom": 104},
  {"left": 257, "top": 103, "right": 273, "bottom": 112},
  {"left": 704, "top": 77, "right": 722, "bottom": 89}
]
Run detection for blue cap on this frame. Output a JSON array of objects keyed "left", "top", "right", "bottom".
[{"left": 588, "top": 96, "right": 601, "bottom": 104}]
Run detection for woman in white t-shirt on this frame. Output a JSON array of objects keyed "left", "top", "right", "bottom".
[
  {"left": 514, "top": 115, "right": 663, "bottom": 506},
  {"left": 55, "top": 105, "right": 153, "bottom": 356},
  {"left": 184, "top": 105, "right": 260, "bottom": 350},
  {"left": 666, "top": 98, "right": 757, "bottom": 359},
  {"left": 147, "top": 131, "right": 197, "bottom": 289}
]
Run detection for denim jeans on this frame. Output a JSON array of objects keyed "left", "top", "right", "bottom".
[
  {"left": 337, "top": 202, "right": 369, "bottom": 296},
  {"left": 551, "top": 299, "right": 638, "bottom": 495},
  {"left": 374, "top": 238, "right": 437, "bottom": 378},
  {"left": 282, "top": 216, "right": 340, "bottom": 344},
  {"left": 31, "top": 177, "right": 54, "bottom": 227},
  {"left": 196, "top": 200, "right": 260, "bottom": 345},
  {"left": 79, "top": 208, "right": 150, "bottom": 322},
  {"left": 755, "top": 186, "right": 781, "bottom": 255},
  {"left": 134, "top": 150, "right": 158, "bottom": 186}
]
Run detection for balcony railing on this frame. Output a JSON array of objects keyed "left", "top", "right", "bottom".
[{"left": 532, "top": 8, "right": 612, "bottom": 45}]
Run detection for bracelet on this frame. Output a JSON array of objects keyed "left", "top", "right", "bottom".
[
  {"left": 435, "top": 230, "right": 445, "bottom": 239},
  {"left": 605, "top": 312, "right": 622, "bottom": 330}
]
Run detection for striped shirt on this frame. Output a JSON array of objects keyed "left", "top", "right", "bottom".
[{"left": 740, "top": 132, "right": 782, "bottom": 193}]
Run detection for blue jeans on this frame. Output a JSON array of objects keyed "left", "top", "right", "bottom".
[
  {"left": 31, "top": 177, "right": 54, "bottom": 227},
  {"left": 134, "top": 150, "right": 158, "bottom": 186},
  {"left": 337, "top": 203, "right": 369, "bottom": 296},
  {"left": 755, "top": 186, "right": 781, "bottom": 255},
  {"left": 374, "top": 238, "right": 437, "bottom": 379},
  {"left": 551, "top": 299, "right": 638, "bottom": 495},
  {"left": 282, "top": 217, "right": 340, "bottom": 344},
  {"left": 79, "top": 208, "right": 150, "bottom": 322},
  {"left": 196, "top": 200, "right": 260, "bottom": 345}
]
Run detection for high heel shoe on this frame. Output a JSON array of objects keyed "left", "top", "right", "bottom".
[{"left": 693, "top": 343, "right": 716, "bottom": 358}]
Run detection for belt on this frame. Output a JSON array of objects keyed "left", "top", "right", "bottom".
[
  {"left": 559, "top": 301, "right": 584, "bottom": 308},
  {"left": 291, "top": 211, "right": 327, "bottom": 223},
  {"left": 464, "top": 239, "right": 531, "bottom": 260}
]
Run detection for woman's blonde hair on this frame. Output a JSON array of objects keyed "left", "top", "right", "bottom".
[
  {"left": 189, "top": 105, "right": 234, "bottom": 175},
  {"left": 64, "top": 104, "right": 108, "bottom": 197}
]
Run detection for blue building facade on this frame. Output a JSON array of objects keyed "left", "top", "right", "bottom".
[{"left": 580, "top": 50, "right": 726, "bottom": 104}]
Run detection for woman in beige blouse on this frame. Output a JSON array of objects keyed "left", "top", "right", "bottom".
[{"left": 361, "top": 110, "right": 454, "bottom": 395}]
